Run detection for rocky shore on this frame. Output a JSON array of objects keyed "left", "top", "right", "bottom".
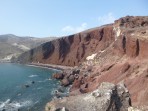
[
  {"left": 27, "top": 63, "right": 73, "bottom": 71},
  {"left": 48, "top": 64, "right": 148, "bottom": 111}
]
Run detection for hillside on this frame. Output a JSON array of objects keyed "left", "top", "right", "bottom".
[
  {"left": 16, "top": 24, "right": 115, "bottom": 65},
  {"left": 0, "top": 34, "right": 56, "bottom": 61},
  {"left": 16, "top": 16, "right": 148, "bottom": 108}
]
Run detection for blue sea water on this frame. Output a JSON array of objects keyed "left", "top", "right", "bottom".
[{"left": 0, "top": 63, "right": 60, "bottom": 111}]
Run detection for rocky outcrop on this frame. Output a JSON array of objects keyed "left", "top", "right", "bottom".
[
  {"left": 113, "top": 16, "right": 148, "bottom": 59},
  {"left": 114, "top": 16, "right": 148, "bottom": 28},
  {"left": 45, "top": 82, "right": 131, "bottom": 111}
]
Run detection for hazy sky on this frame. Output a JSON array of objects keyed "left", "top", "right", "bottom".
[{"left": 0, "top": 0, "right": 147, "bottom": 37}]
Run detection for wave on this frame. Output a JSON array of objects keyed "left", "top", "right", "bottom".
[
  {"left": 28, "top": 74, "right": 38, "bottom": 78},
  {"left": 0, "top": 99, "right": 33, "bottom": 111},
  {"left": 20, "top": 100, "right": 33, "bottom": 107},
  {"left": 0, "top": 99, "right": 11, "bottom": 109},
  {"left": 48, "top": 78, "right": 52, "bottom": 80},
  {"left": 38, "top": 79, "right": 48, "bottom": 83},
  {"left": 51, "top": 89, "right": 57, "bottom": 96},
  {"left": 0, "top": 99, "right": 21, "bottom": 111},
  {"left": 37, "top": 87, "right": 43, "bottom": 90}
]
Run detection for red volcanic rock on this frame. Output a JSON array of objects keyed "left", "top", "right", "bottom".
[
  {"left": 114, "top": 16, "right": 148, "bottom": 28},
  {"left": 61, "top": 78, "right": 70, "bottom": 87},
  {"left": 138, "top": 39, "right": 148, "bottom": 59},
  {"left": 70, "top": 76, "right": 84, "bottom": 92},
  {"left": 120, "top": 62, "right": 130, "bottom": 73},
  {"left": 17, "top": 25, "right": 115, "bottom": 66},
  {"left": 52, "top": 73, "right": 64, "bottom": 79},
  {"left": 53, "top": 16, "right": 148, "bottom": 107},
  {"left": 100, "top": 63, "right": 114, "bottom": 72},
  {"left": 126, "top": 36, "right": 139, "bottom": 57},
  {"left": 79, "top": 83, "right": 89, "bottom": 93}
]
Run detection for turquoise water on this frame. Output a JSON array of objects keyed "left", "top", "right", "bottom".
[{"left": 0, "top": 63, "right": 60, "bottom": 111}]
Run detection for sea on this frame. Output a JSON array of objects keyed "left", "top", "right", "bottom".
[{"left": 0, "top": 63, "right": 61, "bottom": 111}]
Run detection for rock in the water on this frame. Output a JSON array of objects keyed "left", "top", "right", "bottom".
[
  {"left": 45, "top": 82, "right": 131, "bottom": 111},
  {"left": 57, "top": 86, "right": 65, "bottom": 93},
  {"left": 24, "top": 84, "right": 30, "bottom": 88},
  {"left": 31, "top": 81, "right": 35, "bottom": 84},
  {"left": 53, "top": 73, "right": 64, "bottom": 80}
]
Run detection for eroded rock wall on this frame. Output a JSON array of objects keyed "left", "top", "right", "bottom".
[{"left": 17, "top": 25, "right": 115, "bottom": 66}]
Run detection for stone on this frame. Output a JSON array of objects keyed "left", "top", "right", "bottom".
[
  {"left": 57, "top": 86, "right": 65, "bottom": 93},
  {"left": 128, "top": 107, "right": 142, "bottom": 111},
  {"left": 24, "top": 84, "right": 30, "bottom": 88},
  {"left": 61, "top": 78, "right": 70, "bottom": 87},
  {"left": 53, "top": 73, "right": 64, "bottom": 80},
  {"left": 31, "top": 81, "right": 35, "bottom": 84},
  {"left": 72, "top": 69, "right": 80, "bottom": 75},
  {"left": 67, "top": 75, "right": 75, "bottom": 84}
]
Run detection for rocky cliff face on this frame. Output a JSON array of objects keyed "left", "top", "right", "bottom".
[
  {"left": 17, "top": 16, "right": 148, "bottom": 108},
  {"left": 17, "top": 16, "right": 148, "bottom": 66},
  {"left": 113, "top": 16, "right": 148, "bottom": 58},
  {"left": 66, "top": 16, "right": 148, "bottom": 107},
  {"left": 16, "top": 25, "right": 115, "bottom": 66}
]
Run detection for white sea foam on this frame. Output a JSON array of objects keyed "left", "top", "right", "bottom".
[
  {"left": 34, "top": 101, "right": 39, "bottom": 104},
  {"left": 0, "top": 99, "right": 10, "bottom": 108},
  {"left": 0, "top": 99, "right": 33, "bottom": 111},
  {"left": 48, "top": 78, "right": 52, "bottom": 80},
  {"left": 37, "top": 87, "right": 43, "bottom": 90},
  {"left": 28, "top": 74, "right": 38, "bottom": 78},
  {"left": 51, "top": 89, "right": 57, "bottom": 95},
  {"left": 20, "top": 100, "right": 33, "bottom": 107},
  {"left": 38, "top": 80, "right": 43, "bottom": 83},
  {"left": 0, "top": 99, "right": 21, "bottom": 110}
]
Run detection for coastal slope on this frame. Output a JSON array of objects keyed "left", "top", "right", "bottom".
[
  {"left": 17, "top": 16, "right": 148, "bottom": 108},
  {"left": 16, "top": 24, "right": 115, "bottom": 66}
]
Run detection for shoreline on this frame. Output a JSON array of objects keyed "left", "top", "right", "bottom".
[
  {"left": 27, "top": 63, "right": 73, "bottom": 71},
  {"left": 27, "top": 63, "right": 72, "bottom": 105}
]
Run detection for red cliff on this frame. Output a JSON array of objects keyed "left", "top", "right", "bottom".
[{"left": 17, "top": 16, "right": 148, "bottom": 108}]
